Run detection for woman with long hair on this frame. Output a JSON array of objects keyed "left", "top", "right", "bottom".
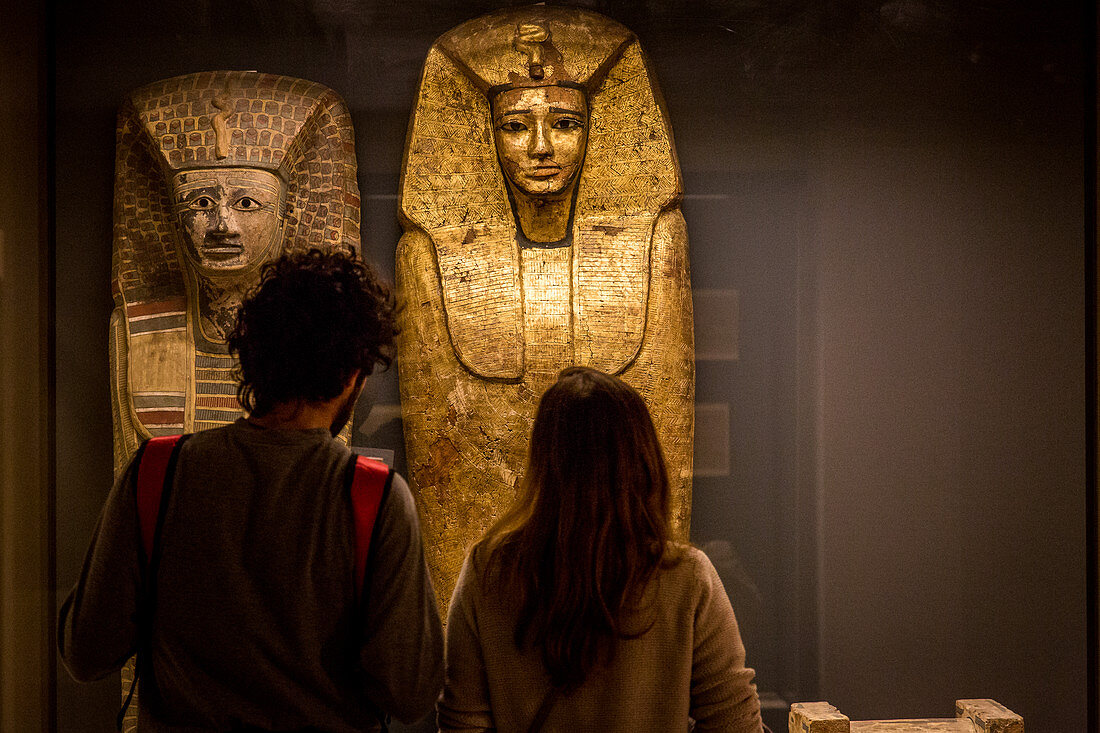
[{"left": 438, "top": 367, "right": 763, "bottom": 732}]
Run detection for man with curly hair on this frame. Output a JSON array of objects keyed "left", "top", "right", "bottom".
[{"left": 59, "top": 249, "right": 443, "bottom": 731}]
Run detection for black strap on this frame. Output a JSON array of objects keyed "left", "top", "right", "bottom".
[
  {"left": 527, "top": 686, "right": 561, "bottom": 733},
  {"left": 117, "top": 672, "right": 138, "bottom": 731},
  {"left": 118, "top": 434, "right": 192, "bottom": 730}
]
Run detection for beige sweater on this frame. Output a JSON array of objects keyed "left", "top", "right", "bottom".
[{"left": 438, "top": 545, "right": 763, "bottom": 733}]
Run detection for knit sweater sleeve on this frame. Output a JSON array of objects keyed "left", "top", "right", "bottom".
[
  {"left": 689, "top": 550, "right": 764, "bottom": 732},
  {"left": 437, "top": 553, "right": 496, "bottom": 732}
]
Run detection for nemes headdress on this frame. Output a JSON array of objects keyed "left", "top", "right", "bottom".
[
  {"left": 113, "top": 71, "right": 361, "bottom": 310},
  {"left": 400, "top": 6, "right": 683, "bottom": 379}
]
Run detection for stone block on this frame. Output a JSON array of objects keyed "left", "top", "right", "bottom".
[
  {"left": 790, "top": 701, "right": 851, "bottom": 733},
  {"left": 956, "top": 699, "right": 1024, "bottom": 733}
]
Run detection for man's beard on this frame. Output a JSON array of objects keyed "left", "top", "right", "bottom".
[{"left": 330, "top": 373, "right": 366, "bottom": 438}]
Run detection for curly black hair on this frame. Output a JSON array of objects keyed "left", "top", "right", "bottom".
[{"left": 226, "top": 248, "right": 397, "bottom": 417}]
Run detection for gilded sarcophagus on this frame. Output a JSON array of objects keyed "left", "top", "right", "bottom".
[{"left": 397, "top": 6, "right": 695, "bottom": 610}]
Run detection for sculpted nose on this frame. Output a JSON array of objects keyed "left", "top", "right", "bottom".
[
  {"left": 530, "top": 121, "right": 553, "bottom": 158},
  {"left": 213, "top": 204, "right": 231, "bottom": 233}
]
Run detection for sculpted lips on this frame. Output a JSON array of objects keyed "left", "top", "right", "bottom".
[
  {"left": 529, "top": 164, "right": 563, "bottom": 178},
  {"left": 201, "top": 236, "right": 244, "bottom": 257}
]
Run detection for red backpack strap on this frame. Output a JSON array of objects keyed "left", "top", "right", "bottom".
[
  {"left": 121, "top": 433, "right": 190, "bottom": 730},
  {"left": 135, "top": 435, "right": 188, "bottom": 565},
  {"left": 349, "top": 455, "right": 391, "bottom": 600}
]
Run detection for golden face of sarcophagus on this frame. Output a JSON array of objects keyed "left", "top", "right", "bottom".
[
  {"left": 397, "top": 6, "right": 695, "bottom": 611},
  {"left": 110, "top": 71, "right": 361, "bottom": 474}
]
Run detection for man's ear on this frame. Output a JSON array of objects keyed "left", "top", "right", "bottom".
[{"left": 349, "top": 370, "right": 366, "bottom": 391}]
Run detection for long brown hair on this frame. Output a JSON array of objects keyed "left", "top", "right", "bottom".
[{"left": 478, "top": 366, "right": 678, "bottom": 691}]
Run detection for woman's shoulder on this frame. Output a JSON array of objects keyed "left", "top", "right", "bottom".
[
  {"left": 663, "top": 543, "right": 725, "bottom": 594},
  {"left": 666, "top": 542, "right": 713, "bottom": 568},
  {"left": 453, "top": 541, "right": 496, "bottom": 600},
  {"left": 448, "top": 540, "right": 526, "bottom": 632}
]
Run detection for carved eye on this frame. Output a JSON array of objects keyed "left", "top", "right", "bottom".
[
  {"left": 234, "top": 196, "right": 262, "bottom": 211},
  {"left": 189, "top": 196, "right": 215, "bottom": 210},
  {"left": 499, "top": 120, "right": 528, "bottom": 132},
  {"left": 553, "top": 117, "right": 584, "bottom": 130}
]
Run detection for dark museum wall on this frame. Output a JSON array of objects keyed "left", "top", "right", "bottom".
[
  {"left": 46, "top": 1, "right": 1085, "bottom": 731},
  {"left": 0, "top": 1, "right": 50, "bottom": 729}
]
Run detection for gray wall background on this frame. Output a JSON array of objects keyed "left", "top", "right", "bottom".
[{"left": 51, "top": 1, "right": 1086, "bottom": 731}]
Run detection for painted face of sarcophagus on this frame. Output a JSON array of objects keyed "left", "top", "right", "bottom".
[
  {"left": 110, "top": 71, "right": 362, "bottom": 472},
  {"left": 397, "top": 5, "right": 695, "bottom": 611}
]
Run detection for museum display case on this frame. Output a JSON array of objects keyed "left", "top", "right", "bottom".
[{"left": 0, "top": 1, "right": 1090, "bottom": 731}]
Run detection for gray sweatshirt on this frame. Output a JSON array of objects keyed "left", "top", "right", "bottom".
[{"left": 59, "top": 418, "right": 443, "bottom": 732}]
